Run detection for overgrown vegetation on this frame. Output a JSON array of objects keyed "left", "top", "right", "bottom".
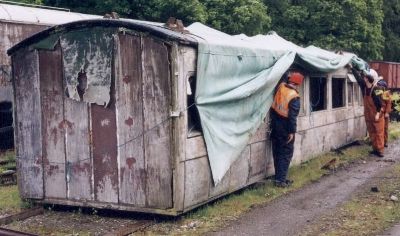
[{"left": 391, "top": 92, "right": 400, "bottom": 114}]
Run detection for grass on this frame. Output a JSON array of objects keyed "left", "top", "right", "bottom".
[
  {"left": 1, "top": 122, "right": 400, "bottom": 235},
  {"left": 0, "top": 185, "right": 23, "bottom": 215}
]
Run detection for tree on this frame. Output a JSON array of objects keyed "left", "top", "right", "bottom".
[
  {"left": 265, "top": 0, "right": 385, "bottom": 61},
  {"left": 382, "top": 0, "right": 400, "bottom": 61},
  {"left": 202, "top": 0, "right": 271, "bottom": 36}
]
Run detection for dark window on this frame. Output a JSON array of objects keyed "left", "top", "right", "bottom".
[
  {"left": 187, "top": 76, "right": 202, "bottom": 135},
  {"left": 309, "top": 77, "right": 327, "bottom": 112},
  {"left": 332, "top": 78, "right": 345, "bottom": 108}
]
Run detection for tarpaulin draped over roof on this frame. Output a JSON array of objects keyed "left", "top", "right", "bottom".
[{"left": 186, "top": 22, "right": 366, "bottom": 185}]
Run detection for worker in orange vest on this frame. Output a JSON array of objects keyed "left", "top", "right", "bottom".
[
  {"left": 377, "top": 80, "right": 392, "bottom": 147},
  {"left": 348, "top": 63, "right": 384, "bottom": 157},
  {"left": 270, "top": 72, "right": 304, "bottom": 188}
]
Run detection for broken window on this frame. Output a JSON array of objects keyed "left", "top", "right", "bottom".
[
  {"left": 347, "top": 82, "right": 354, "bottom": 106},
  {"left": 309, "top": 77, "right": 327, "bottom": 112},
  {"left": 332, "top": 77, "right": 345, "bottom": 109},
  {"left": 187, "top": 75, "right": 202, "bottom": 136},
  {"left": 358, "top": 86, "right": 363, "bottom": 105},
  {"left": 0, "top": 101, "right": 13, "bottom": 149}
]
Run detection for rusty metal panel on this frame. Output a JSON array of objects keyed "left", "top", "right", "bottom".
[
  {"left": 90, "top": 93, "right": 118, "bottom": 203},
  {"left": 142, "top": 38, "right": 172, "bottom": 208},
  {"left": 39, "top": 43, "right": 67, "bottom": 199},
  {"left": 64, "top": 97, "right": 92, "bottom": 201},
  {"left": 115, "top": 33, "right": 146, "bottom": 206},
  {"left": 370, "top": 62, "right": 400, "bottom": 89},
  {"left": 91, "top": 103, "right": 118, "bottom": 203},
  {"left": 12, "top": 48, "right": 43, "bottom": 199}
]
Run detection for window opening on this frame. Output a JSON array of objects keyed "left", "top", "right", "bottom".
[
  {"left": 332, "top": 77, "right": 345, "bottom": 108},
  {"left": 0, "top": 101, "right": 14, "bottom": 149},
  {"left": 77, "top": 70, "right": 88, "bottom": 101},
  {"left": 347, "top": 82, "right": 353, "bottom": 106},
  {"left": 358, "top": 87, "right": 363, "bottom": 105},
  {"left": 298, "top": 81, "right": 305, "bottom": 115},
  {"left": 309, "top": 77, "right": 327, "bottom": 112},
  {"left": 187, "top": 76, "right": 202, "bottom": 135}
]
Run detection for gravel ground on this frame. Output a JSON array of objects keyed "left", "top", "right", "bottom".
[{"left": 206, "top": 138, "right": 400, "bottom": 236}]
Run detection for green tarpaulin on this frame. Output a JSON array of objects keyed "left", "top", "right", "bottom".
[{"left": 186, "top": 23, "right": 366, "bottom": 185}]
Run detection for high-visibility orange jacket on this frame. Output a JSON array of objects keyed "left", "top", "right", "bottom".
[{"left": 271, "top": 83, "right": 300, "bottom": 118}]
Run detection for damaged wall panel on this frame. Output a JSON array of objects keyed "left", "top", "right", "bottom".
[{"left": 61, "top": 27, "right": 115, "bottom": 106}]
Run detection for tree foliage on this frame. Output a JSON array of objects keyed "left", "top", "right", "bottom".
[
  {"left": 381, "top": 0, "right": 400, "bottom": 61},
  {"left": 266, "top": 0, "right": 385, "bottom": 61}
]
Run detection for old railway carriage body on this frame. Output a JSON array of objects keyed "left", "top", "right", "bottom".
[
  {"left": 0, "top": 3, "right": 100, "bottom": 149},
  {"left": 8, "top": 19, "right": 367, "bottom": 215}
]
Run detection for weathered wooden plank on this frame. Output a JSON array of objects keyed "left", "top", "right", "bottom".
[
  {"left": 91, "top": 103, "right": 118, "bottom": 203},
  {"left": 229, "top": 146, "right": 250, "bottom": 192},
  {"left": 12, "top": 49, "right": 43, "bottom": 199},
  {"left": 209, "top": 165, "right": 230, "bottom": 198},
  {"left": 115, "top": 33, "right": 146, "bottom": 206},
  {"left": 186, "top": 136, "right": 207, "bottom": 160},
  {"left": 248, "top": 141, "right": 267, "bottom": 183},
  {"left": 0, "top": 207, "right": 43, "bottom": 226},
  {"left": 39, "top": 43, "right": 67, "bottom": 199},
  {"left": 170, "top": 43, "right": 184, "bottom": 212},
  {"left": 64, "top": 96, "right": 91, "bottom": 201},
  {"left": 142, "top": 37, "right": 172, "bottom": 208},
  {"left": 249, "top": 122, "right": 269, "bottom": 144},
  {"left": 184, "top": 156, "right": 210, "bottom": 208},
  {"left": 172, "top": 45, "right": 196, "bottom": 212}
]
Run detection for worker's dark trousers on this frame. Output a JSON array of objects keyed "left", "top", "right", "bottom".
[{"left": 271, "top": 134, "right": 295, "bottom": 183}]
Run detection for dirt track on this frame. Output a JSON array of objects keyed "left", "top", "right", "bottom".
[{"left": 206, "top": 138, "right": 400, "bottom": 236}]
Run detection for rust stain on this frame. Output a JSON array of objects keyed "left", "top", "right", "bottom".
[
  {"left": 120, "top": 167, "right": 125, "bottom": 183},
  {"left": 126, "top": 157, "right": 136, "bottom": 169},
  {"left": 125, "top": 117, "right": 133, "bottom": 126},
  {"left": 32, "top": 166, "right": 41, "bottom": 177},
  {"left": 58, "top": 120, "right": 74, "bottom": 134},
  {"left": 72, "top": 162, "right": 91, "bottom": 173},
  {"left": 36, "top": 156, "right": 48, "bottom": 165},
  {"left": 51, "top": 127, "right": 58, "bottom": 145},
  {"left": 123, "top": 76, "right": 132, "bottom": 84},
  {"left": 47, "top": 165, "right": 61, "bottom": 176}
]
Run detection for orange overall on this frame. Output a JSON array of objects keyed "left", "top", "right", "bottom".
[
  {"left": 364, "top": 87, "right": 385, "bottom": 153},
  {"left": 381, "top": 90, "right": 392, "bottom": 145}
]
